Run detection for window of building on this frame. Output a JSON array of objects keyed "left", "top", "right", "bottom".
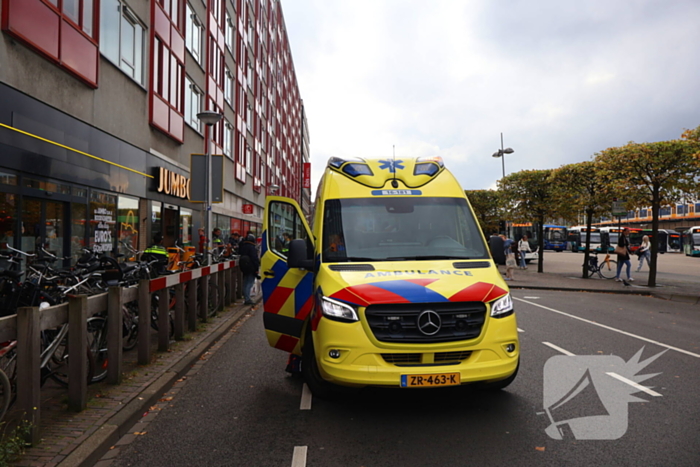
[
  {"left": 224, "top": 120, "right": 233, "bottom": 158},
  {"left": 246, "top": 144, "right": 252, "bottom": 175},
  {"left": 157, "top": 0, "right": 182, "bottom": 30},
  {"left": 186, "top": 3, "right": 203, "bottom": 64},
  {"left": 225, "top": 11, "right": 235, "bottom": 54},
  {"left": 225, "top": 67, "right": 234, "bottom": 105},
  {"left": 184, "top": 77, "right": 202, "bottom": 132},
  {"left": 100, "top": 0, "right": 145, "bottom": 84}
]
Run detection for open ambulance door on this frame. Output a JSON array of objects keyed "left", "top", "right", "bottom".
[{"left": 261, "top": 196, "right": 315, "bottom": 355}]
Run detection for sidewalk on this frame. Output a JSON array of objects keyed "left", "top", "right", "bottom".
[
  {"left": 500, "top": 265, "right": 700, "bottom": 305},
  {"left": 10, "top": 298, "right": 258, "bottom": 467}
]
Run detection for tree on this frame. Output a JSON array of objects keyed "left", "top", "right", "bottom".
[
  {"left": 499, "top": 169, "right": 556, "bottom": 273},
  {"left": 464, "top": 189, "right": 503, "bottom": 236},
  {"left": 551, "top": 161, "right": 613, "bottom": 278},
  {"left": 596, "top": 129, "right": 700, "bottom": 287}
]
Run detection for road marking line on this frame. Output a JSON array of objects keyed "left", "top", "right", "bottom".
[
  {"left": 300, "top": 383, "right": 312, "bottom": 410},
  {"left": 516, "top": 297, "right": 700, "bottom": 358},
  {"left": 292, "top": 446, "right": 307, "bottom": 467},
  {"left": 517, "top": 328, "right": 525, "bottom": 333},
  {"left": 523, "top": 296, "right": 540, "bottom": 299},
  {"left": 606, "top": 372, "right": 663, "bottom": 397},
  {"left": 542, "top": 341, "right": 575, "bottom": 356}
]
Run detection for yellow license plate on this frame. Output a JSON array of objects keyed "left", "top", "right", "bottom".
[{"left": 401, "top": 372, "right": 460, "bottom": 388}]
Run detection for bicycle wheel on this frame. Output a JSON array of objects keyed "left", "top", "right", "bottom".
[
  {"left": 0, "top": 368, "right": 11, "bottom": 422},
  {"left": 598, "top": 259, "right": 617, "bottom": 279},
  {"left": 208, "top": 282, "right": 220, "bottom": 317},
  {"left": 48, "top": 332, "right": 96, "bottom": 387},
  {"left": 122, "top": 302, "right": 139, "bottom": 351},
  {"left": 87, "top": 316, "right": 108, "bottom": 383}
]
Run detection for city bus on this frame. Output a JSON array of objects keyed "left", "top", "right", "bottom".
[
  {"left": 630, "top": 229, "right": 682, "bottom": 254},
  {"left": 507, "top": 222, "right": 539, "bottom": 263},
  {"left": 605, "top": 227, "right": 642, "bottom": 253},
  {"left": 567, "top": 226, "right": 601, "bottom": 252},
  {"left": 543, "top": 225, "right": 568, "bottom": 251},
  {"left": 682, "top": 226, "right": 700, "bottom": 257}
]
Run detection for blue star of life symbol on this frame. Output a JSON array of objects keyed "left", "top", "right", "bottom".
[{"left": 378, "top": 159, "right": 405, "bottom": 173}]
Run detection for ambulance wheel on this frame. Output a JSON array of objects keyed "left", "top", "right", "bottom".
[
  {"left": 478, "top": 359, "right": 519, "bottom": 391},
  {"left": 302, "top": 325, "right": 339, "bottom": 399}
]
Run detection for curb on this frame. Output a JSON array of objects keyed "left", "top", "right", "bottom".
[{"left": 57, "top": 303, "right": 254, "bottom": 467}]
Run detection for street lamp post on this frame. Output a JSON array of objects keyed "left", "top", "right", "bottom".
[
  {"left": 197, "top": 110, "right": 223, "bottom": 259},
  {"left": 491, "top": 132, "right": 515, "bottom": 180}
]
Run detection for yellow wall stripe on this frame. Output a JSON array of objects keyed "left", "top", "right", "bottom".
[{"left": 0, "top": 123, "right": 154, "bottom": 178}]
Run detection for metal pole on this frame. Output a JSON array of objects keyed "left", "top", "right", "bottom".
[
  {"left": 500, "top": 132, "right": 505, "bottom": 180},
  {"left": 206, "top": 126, "right": 212, "bottom": 263}
]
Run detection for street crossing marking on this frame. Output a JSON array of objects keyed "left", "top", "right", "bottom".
[
  {"left": 300, "top": 383, "right": 312, "bottom": 410},
  {"left": 542, "top": 341, "right": 575, "bottom": 356},
  {"left": 606, "top": 372, "right": 663, "bottom": 397},
  {"left": 516, "top": 297, "right": 700, "bottom": 359},
  {"left": 292, "top": 446, "right": 308, "bottom": 467}
]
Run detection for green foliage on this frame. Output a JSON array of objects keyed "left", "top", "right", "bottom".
[
  {"left": 551, "top": 161, "right": 612, "bottom": 223},
  {"left": 0, "top": 420, "right": 32, "bottom": 466},
  {"left": 464, "top": 189, "right": 502, "bottom": 235}
]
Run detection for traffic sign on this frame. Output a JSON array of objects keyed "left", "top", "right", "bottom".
[{"left": 612, "top": 200, "right": 626, "bottom": 217}]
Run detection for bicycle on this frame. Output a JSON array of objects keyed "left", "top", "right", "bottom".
[{"left": 586, "top": 253, "right": 617, "bottom": 279}]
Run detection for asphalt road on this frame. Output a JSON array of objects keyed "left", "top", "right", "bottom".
[{"left": 112, "top": 290, "right": 700, "bottom": 467}]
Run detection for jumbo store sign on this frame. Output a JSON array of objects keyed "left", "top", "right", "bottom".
[{"left": 155, "top": 167, "right": 190, "bottom": 200}]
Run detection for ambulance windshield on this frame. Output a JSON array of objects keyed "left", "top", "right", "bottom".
[{"left": 322, "top": 197, "right": 489, "bottom": 263}]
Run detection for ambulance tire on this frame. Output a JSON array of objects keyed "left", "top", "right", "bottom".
[
  {"left": 302, "top": 325, "right": 341, "bottom": 399},
  {"left": 478, "top": 358, "right": 519, "bottom": 391}
]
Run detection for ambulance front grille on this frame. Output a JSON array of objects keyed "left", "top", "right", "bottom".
[
  {"left": 381, "top": 351, "right": 472, "bottom": 365},
  {"left": 365, "top": 302, "right": 486, "bottom": 343}
]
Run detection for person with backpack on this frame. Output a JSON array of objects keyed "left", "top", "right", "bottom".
[{"left": 239, "top": 234, "right": 260, "bottom": 305}]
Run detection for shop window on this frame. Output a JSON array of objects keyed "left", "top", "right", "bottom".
[
  {"left": 89, "top": 191, "right": 117, "bottom": 253},
  {"left": 71, "top": 203, "right": 87, "bottom": 260},
  {"left": 184, "top": 76, "right": 203, "bottom": 132},
  {"left": 0, "top": 193, "right": 18, "bottom": 263},
  {"left": 100, "top": 0, "right": 145, "bottom": 85},
  {"left": 180, "top": 208, "right": 192, "bottom": 246},
  {"left": 2, "top": 0, "right": 99, "bottom": 87},
  {"left": 0, "top": 172, "right": 18, "bottom": 186},
  {"left": 117, "top": 195, "right": 139, "bottom": 259},
  {"left": 185, "top": 3, "right": 203, "bottom": 64}
]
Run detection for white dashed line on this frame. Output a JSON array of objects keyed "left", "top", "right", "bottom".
[
  {"left": 517, "top": 328, "right": 525, "bottom": 333},
  {"left": 292, "top": 446, "right": 308, "bottom": 467},
  {"left": 542, "top": 341, "right": 575, "bottom": 356},
  {"left": 300, "top": 383, "right": 312, "bottom": 410},
  {"left": 523, "top": 296, "right": 540, "bottom": 299},
  {"left": 517, "top": 297, "right": 700, "bottom": 358}
]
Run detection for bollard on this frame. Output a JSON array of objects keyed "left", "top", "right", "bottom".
[
  {"left": 174, "top": 282, "right": 185, "bottom": 340},
  {"left": 199, "top": 275, "right": 209, "bottom": 322},
  {"left": 218, "top": 267, "right": 226, "bottom": 311},
  {"left": 138, "top": 279, "right": 151, "bottom": 365},
  {"left": 107, "top": 286, "right": 123, "bottom": 384},
  {"left": 224, "top": 267, "right": 232, "bottom": 306},
  {"left": 158, "top": 288, "right": 170, "bottom": 352},
  {"left": 235, "top": 267, "right": 243, "bottom": 300},
  {"left": 17, "top": 306, "right": 40, "bottom": 445},
  {"left": 187, "top": 278, "right": 197, "bottom": 332},
  {"left": 68, "top": 295, "right": 88, "bottom": 412}
]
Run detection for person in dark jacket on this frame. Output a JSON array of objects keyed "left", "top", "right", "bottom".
[
  {"left": 239, "top": 234, "right": 260, "bottom": 305},
  {"left": 615, "top": 227, "right": 633, "bottom": 282}
]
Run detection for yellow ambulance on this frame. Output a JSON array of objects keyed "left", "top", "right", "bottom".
[{"left": 261, "top": 156, "right": 519, "bottom": 397}]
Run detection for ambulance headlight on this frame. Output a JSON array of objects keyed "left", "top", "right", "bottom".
[
  {"left": 320, "top": 296, "right": 359, "bottom": 322},
  {"left": 490, "top": 293, "right": 513, "bottom": 318}
]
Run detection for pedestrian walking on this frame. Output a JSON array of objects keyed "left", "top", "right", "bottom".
[
  {"left": 518, "top": 235, "right": 531, "bottom": 269},
  {"left": 239, "top": 234, "right": 260, "bottom": 305},
  {"left": 504, "top": 239, "right": 517, "bottom": 281},
  {"left": 227, "top": 231, "right": 241, "bottom": 255},
  {"left": 636, "top": 235, "right": 651, "bottom": 272},
  {"left": 615, "top": 227, "right": 633, "bottom": 282}
]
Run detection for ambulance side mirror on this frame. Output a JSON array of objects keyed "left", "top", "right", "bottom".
[{"left": 288, "top": 239, "right": 314, "bottom": 269}]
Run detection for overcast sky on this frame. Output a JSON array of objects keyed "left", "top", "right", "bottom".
[{"left": 280, "top": 0, "right": 700, "bottom": 192}]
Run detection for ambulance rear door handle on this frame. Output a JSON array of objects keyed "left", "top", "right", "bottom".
[{"left": 263, "top": 270, "right": 275, "bottom": 277}]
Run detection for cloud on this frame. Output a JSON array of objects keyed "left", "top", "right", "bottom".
[{"left": 281, "top": 0, "right": 700, "bottom": 192}]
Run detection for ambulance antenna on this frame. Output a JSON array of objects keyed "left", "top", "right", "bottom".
[{"left": 391, "top": 145, "right": 398, "bottom": 188}]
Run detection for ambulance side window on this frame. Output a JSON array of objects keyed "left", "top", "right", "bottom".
[{"left": 268, "top": 201, "right": 309, "bottom": 259}]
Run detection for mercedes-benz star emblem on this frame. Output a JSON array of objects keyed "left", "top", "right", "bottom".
[{"left": 417, "top": 310, "right": 441, "bottom": 336}]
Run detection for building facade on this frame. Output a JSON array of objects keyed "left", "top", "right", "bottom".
[{"left": 0, "top": 0, "right": 306, "bottom": 264}]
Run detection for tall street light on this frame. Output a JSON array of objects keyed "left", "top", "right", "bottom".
[
  {"left": 197, "top": 110, "right": 223, "bottom": 259},
  {"left": 492, "top": 132, "right": 515, "bottom": 180}
]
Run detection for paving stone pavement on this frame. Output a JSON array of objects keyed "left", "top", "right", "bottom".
[{"left": 8, "top": 299, "right": 256, "bottom": 467}]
